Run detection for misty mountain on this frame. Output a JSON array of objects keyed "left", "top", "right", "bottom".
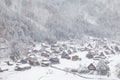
[
  {"left": 2, "top": 0, "right": 120, "bottom": 41},
  {"left": 0, "top": 0, "right": 120, "bottom": 58}
]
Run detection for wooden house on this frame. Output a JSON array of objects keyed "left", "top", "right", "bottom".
[
  {"left": 61, "top": 51, "right": 69, "bottom": 59},
  {"left": 49, "top": 57, "right": 60, "bottom": 64}
]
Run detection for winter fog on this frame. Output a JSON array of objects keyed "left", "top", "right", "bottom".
[{"left": 0, "top": 0, "right": 120, "bottom": 80}]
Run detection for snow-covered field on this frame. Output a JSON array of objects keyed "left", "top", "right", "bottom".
[
  {"left": 53, "top": 51, "right": 94, "bottom": 69},
  {"left": 0, "top": 66, "right": 89, "bottom": 80},
  {"left": 1, "top": 38, "right": 120, "bottom": 80},
  {"left": 0, "top": 53, "right": 119, "bottom": 80},
  {"left": 0, "top": 66, "right": 116, "bottom": 80}
]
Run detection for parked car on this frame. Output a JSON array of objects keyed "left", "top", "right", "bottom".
[
  {"left": 15, "top": 64, "right": 31, "bottom": 71},
  {"left": 0, "top": 66, "right": 8, "bottom": 72}
]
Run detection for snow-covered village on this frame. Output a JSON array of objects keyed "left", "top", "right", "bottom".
[
  {"left": 1, "top": 0, "right": 120, "bottom": 80},
  {"left": 0, "top": 37, "right": 120, "bottom": 80}
]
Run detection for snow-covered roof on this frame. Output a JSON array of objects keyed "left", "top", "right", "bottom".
[{"left": 17, "top": 64, "right": 31, "bottom": 68}]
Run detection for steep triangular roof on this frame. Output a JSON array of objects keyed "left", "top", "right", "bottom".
[
  {"left": 99, "top": 52, "right": 105, "bottom": 57},
  {"left": 88, "top": 63, "right": 96, "bottom": 70}
]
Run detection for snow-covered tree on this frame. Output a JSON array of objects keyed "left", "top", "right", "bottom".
[
  {"left": 115, "top": 63, "right": 120, "bottom": 79},
  {"left": 96, "top": 60, "right": 110, "bottom": 76}
]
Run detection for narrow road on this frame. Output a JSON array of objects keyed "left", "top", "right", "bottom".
[
  {"left": 50, "top": 66, "right": 114, "bottom": 80},
  {"left": 50, "top": 66, "right": 94, "bottom": 79}
]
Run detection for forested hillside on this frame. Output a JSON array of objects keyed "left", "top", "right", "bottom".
[{"left": 0, "top": 0, "right": 120, "bottom": 58}]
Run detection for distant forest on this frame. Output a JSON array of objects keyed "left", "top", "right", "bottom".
[{"left": 0, "top": 0, "right": 120, "bottom": 58}]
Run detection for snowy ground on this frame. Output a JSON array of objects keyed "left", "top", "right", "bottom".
[
  {"left": 0, "top": 52, "right": 119, "bottom": 80},
  {"left": 108, "top": 54, "right": 120, "bottom": 80},
  {"left": 55, "top": 51, "right": 95, "bottom": 69},
  {"left": 0, "top": 66, "right": 116, "bottom": 80},
  {"left": 0, "top": 66, "right": 89, "bottom": 80}
]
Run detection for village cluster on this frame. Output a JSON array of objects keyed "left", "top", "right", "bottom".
[{"left": 1, "top": 37, "right": 120, "bottom": 78}]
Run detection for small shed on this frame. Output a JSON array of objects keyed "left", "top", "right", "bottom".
[{"left": 71, "top": 55, "right": 79, "bottom": 61}]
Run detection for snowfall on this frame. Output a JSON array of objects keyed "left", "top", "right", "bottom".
[
  {"left": 0, "top": 51, "right": 119, "bottom": 80},
  {"left": 1, "top": 39, "right": 120, "bottom": 80},
  {"left": 0, "top": 65, "right": 116, "bottom": 80}
]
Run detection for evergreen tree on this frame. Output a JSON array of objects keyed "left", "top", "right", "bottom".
[{"left": 96, "top": 60, "right": 110, "bottom": 75}]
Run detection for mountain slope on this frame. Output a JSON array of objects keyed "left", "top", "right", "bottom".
[
  {"left": 1, "top": 0, "right": 120, "bottom": 58},
  {"left": 2, "top": 0, "right": 120, "bottom": 41}
]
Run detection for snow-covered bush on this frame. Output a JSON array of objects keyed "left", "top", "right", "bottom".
[
  {"left": 96, "top": 60, "right": 110, "bottom": 75},
  {"left": 78, "top": 64, "right": 89, "bottom": 74},
  {"left": 115, "top": 63, "right": 120, "bottom": 79}
]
